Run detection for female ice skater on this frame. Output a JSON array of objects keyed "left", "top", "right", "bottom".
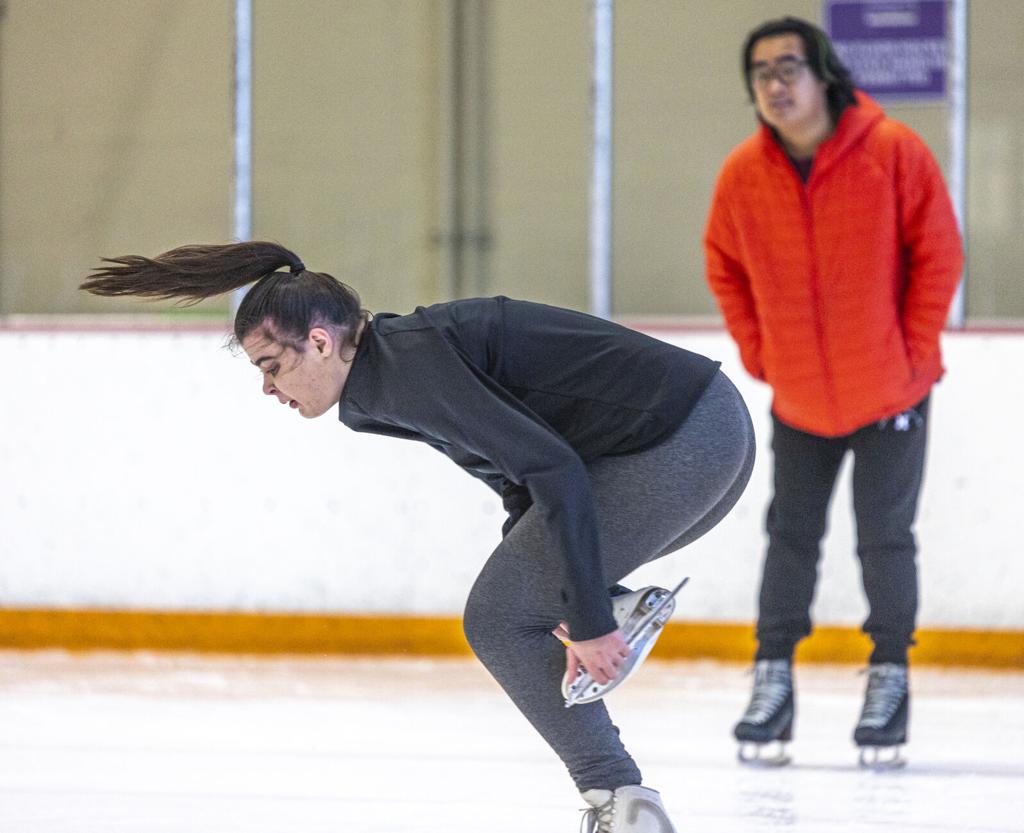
[{"left": 82, "top": 240, "right": 755, "bottom": 833}]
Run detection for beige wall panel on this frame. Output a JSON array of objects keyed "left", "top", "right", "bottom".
[
  {"left": 251, "top": 0, "right": 440, "bottom": 316},
  {"left": 614, "top": 0, "right": 815, "bottom": 316},
  {"left": 966, "top": 2, "right": 1024, "bottom": 320},
  {"left": 2, "top": 1, "right": 1014, "bottom": 320},
  {"left": 0, "top": 0, "right": 232, "bottom": 314},
  {"left": 486, "top": 0, "right": 591, "bottom": 310}
]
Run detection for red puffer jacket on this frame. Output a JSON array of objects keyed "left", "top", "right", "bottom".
[{"left": 704, "top": 92, "right": 963, "bottom": 437}]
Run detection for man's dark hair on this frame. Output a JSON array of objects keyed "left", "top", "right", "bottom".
[{"left": 742, "top": 16, "right": 858, "bottom": 123}]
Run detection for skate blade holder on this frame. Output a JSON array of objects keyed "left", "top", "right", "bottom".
[
  {"left": 858, "top": 744, "right": 907, "bottom": 771},
  {"left": 737, "top": 740, "right": 791, "bottom": 768},
  {"left": 563, "top": 577, "right": 689, "bottom": 708}
]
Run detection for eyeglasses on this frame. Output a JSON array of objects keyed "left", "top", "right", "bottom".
[{"left": 750, "top": 59, "right": 809, "bottom": 88}]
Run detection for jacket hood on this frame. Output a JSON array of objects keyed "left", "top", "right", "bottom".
[{"left": 758, "top": 90, "right": 886, "bottom": 178}]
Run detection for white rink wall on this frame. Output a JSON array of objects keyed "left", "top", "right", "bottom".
[{"left": 0, "top": 327, "right": 1020, "bottom": 631}]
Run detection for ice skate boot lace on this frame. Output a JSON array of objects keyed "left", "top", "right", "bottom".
[
  {"left": 580, "top": 787, "right": 676, "bottom": 833},
  {"left": 740, "top": 659, "right": 791, "bottom": 725},
  {"left": 580, "top": 793, "right": 617, "bottom": 833},
  {"left": 858, "top": 663, "right": 907, "bottom": 728}
]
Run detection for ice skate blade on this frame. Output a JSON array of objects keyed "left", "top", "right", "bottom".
[
  {"left": 563, "top": 579, "right": 688, "bottom": 708},
  {"left": 737, "top": 740, "right": 791, "bottom": 768},
  {"left": 858, "top": 745, "right": 907, "bottom": 771}
]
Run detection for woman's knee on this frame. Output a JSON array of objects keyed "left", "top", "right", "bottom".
[
  {"left": 462, "top": 573, "right": 527, "bottom": 658},
  {"left": 462, "top": 582, "right": 495, "bottom": 656}
]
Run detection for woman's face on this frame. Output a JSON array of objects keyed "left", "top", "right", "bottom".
[{"left": 243, "top": 327, "right": 353, "bottom": 419}]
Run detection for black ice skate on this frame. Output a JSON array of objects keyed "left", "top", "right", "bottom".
[
  {"left": 562, "top": 578, "right": 688, "bottom": 708},
  {"left": 854, "top": 662, "right": 909, "bottom": 770},
  {"left": 734, "top": 658, "right": 794, "bottom": 766}
]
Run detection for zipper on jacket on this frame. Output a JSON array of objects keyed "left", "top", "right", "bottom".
[{"left": 798, "top": 178, "right": 843, "bottom": 431}]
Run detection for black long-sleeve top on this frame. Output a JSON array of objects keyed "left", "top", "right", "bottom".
[{"left": 338, "top": 297, "right": 719, "bottom": 640}]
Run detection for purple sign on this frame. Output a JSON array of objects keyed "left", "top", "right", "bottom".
[{"left": 824, "top": 1, "right": 947, "bottom": 100}]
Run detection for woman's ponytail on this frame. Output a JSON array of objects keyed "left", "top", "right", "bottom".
[
  {"left": 82, "top": 240, "right": 367, "bottom": 350},
  {"left": 80, "top": 241, "right": 305, "bottom": 305}
]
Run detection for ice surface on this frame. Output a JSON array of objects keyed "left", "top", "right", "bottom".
[{"left": 1, "top": 652, "right": 1021, "bottom": 832}]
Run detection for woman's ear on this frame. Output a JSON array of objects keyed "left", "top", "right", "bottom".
[{"left": 307, "top": 327, "right": 335, "bottom": 357}]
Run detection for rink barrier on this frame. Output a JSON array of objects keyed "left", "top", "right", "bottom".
[{"left": 1, "top": 609, "right": 1021, "bottom": 669}]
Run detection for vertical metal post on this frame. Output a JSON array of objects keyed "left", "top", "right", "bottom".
[
  {"left": 435, "top": 1, "right": 491, "bottom": 300},
  {"left": 436, "top": 2, "right": 459, "bottom": 299},
  {"left": 589, "top": 0, "right": 613, "bottom": 319},
  {"left": 463, "top": 1, "right": 492, "bottom": 297},
  {"left": 946, "top": 0, "right": 967, "bottom": 328},
  {"left": 231, "top": 0, "right": 253, "bottom": 312}
]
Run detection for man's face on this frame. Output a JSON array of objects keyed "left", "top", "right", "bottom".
[{"left": 749, "top": 34, "right": 830, "bottom": 143}]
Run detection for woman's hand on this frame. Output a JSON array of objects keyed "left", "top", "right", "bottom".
[{"left": 553, "top": 624, "right": 631, "bottom": 685}]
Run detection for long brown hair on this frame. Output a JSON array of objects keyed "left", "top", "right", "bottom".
[
  {"left": 81, "top": 241, "right": 368, "bottom": 350},
  {"left": 742, "top": 16, "right": 857, "bottom": 124}
]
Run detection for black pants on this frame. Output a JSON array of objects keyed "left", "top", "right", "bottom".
[{"left": 755, "top": 397, "right": 930, "bottom": 665}]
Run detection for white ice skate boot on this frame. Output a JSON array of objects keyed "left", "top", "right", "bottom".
[
  {"left": 562, "top": 579, "right": 688, "bottom": 707},
  {"left": 579, "top": 785, "right": 677, "bottom": 833}
]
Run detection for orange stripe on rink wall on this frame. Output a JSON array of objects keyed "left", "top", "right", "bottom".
[
  {"left": 0, "top": 609, "right": 1021, "bottom": 669},
  {"left": 0, "top": 609, "right": 473, "bottom": 657},
  {"left": 657, "top": 623, "right": 1024, "bottom": 668},
  {"left": 662, "top": 624, "right": 1024, "bottom": 668}
]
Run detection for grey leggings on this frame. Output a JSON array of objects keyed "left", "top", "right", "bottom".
[{"left": 463, "top": 370, "right": 755, "bottom": 792}]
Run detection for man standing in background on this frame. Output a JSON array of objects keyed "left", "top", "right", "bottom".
[{"left": 704, "top": 16, "right": 962, "bottom": 768}]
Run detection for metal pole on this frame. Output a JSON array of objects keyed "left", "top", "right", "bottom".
[
  {"left": 946, "top": 0, "right": 967, "bottom": 328},
  {"left": 231, "top": 0, "right": 253, "bottom": 313},
  {"left": 589, "top": 0, "right": 613, "bottom": 319}
]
